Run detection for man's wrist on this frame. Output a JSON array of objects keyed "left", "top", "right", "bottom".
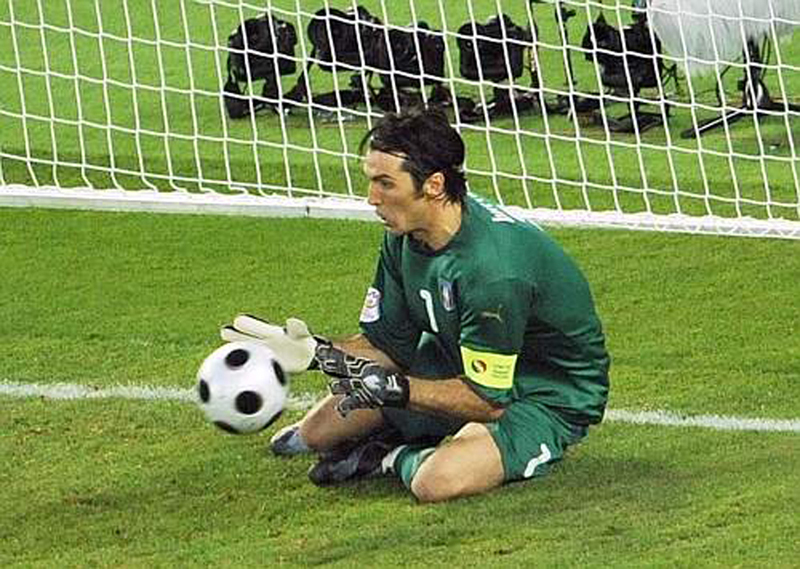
[
  {"left": 308, "top": 336, "right": 331, "bottom": 370},
  {"left": 395, "top": 373, "right": 410, "bottom": 407},
  {"left": 378, "top": 370, "right": 410, "bottom": 408}
]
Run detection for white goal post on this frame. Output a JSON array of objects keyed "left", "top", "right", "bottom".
[{"left": 1, "top": 0, "right": 799, "bottom": 239}]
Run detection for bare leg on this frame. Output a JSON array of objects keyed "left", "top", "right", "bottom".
[
  {"left": 410, "top": 422, "right": 505, "bottom": 503},
  {"left": 299, "top": 394, "right": 386, "bottom": 452}
]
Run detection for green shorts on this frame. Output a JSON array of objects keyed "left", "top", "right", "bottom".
[
  {"left": 382, "top": 400, "right": 588, "bottom": 483},
  {"left": 486, "top": 399, "right": 588, "bottom": 481},
  {"left": 383, "top": 332, "right": 590, "bottom": 482}
]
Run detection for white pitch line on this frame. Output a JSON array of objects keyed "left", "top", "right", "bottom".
[
  {"left": 1, "top": 381, "right": 799, "bottom": 433},
  {"left": 604, "top": 409, "right": 800, "bottom": 433},
  {"left": 0, "top": 380, "right": 318, "bottom": 412}
]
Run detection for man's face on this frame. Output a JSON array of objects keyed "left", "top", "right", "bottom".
[{"left": 363, "top": 150, "right": 428, "bottom": 235}]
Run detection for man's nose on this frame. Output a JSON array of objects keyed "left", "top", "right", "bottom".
[{"left": 367, "top": 184, "right": 381, "bottom": 205}]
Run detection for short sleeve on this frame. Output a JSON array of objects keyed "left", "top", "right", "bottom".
[
  {"left": 359, "top": 235, "right": 422, "bottom": 369},
  {"left": 458, "top": 278, "right": 532, "bottom": 404}
]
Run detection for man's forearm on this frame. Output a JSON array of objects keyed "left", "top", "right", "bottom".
[
  {"left": 332, "top": 333, "right": 399, "bottom": 371},
  {"left": 407, "top": 377, "right": 504, "bottom": 423},
  {"left": 324, "top": 335, "right": 504, "bottom": 422}
]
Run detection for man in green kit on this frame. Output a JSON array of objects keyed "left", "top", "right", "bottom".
[{"left": 222, "top": 107, "right": 610, "bottom": 503}]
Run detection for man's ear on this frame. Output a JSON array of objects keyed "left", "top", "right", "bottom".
[{"left": 423, "top": 172, "right": 446, "bottom": 199}]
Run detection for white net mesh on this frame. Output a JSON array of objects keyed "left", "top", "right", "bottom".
[{"left": 1, "top": 0, "right": 798, "bottom": 238}]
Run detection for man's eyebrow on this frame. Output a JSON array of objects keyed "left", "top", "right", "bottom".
[{"left": 365, "top": 172, "right": 395, "bottom": 182}]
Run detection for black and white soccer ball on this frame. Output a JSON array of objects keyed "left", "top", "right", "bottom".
[{"left": 196, "top": 341, "right": 288, "bottom": 434}]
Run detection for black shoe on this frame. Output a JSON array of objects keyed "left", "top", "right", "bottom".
[{"left": 308, "top": 440, "right": 394, "bottom": 486}]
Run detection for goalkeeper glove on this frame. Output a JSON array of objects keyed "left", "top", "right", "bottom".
[
  {"left": 220, "top": 314, "right": 325, "bottom": 374},
  {"left": 316, "top": 344, "right": 409, "bottom": 416}
]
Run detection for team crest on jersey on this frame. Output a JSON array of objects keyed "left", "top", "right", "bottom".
[
  {"left": 439, "top": 280, "right": 455, "bottom": 311},
  {"left": 359, "top": 287, "right": 381, "bottom": 323}
]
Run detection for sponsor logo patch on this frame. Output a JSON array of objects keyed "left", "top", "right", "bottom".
[
  {"left": 470, "top": 359, "right": 488, "bottom": 374},
  {"left": 359, "top": 287, "right": 381, "bottom": 323}
]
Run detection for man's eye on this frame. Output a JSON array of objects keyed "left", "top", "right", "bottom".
[{"left": 379, "top": 180, "right": 393, "bottom": 189}]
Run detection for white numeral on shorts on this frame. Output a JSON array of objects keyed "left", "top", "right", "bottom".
[
  {"left": 524, "top": 444, "right": 552, "bottom": 478},
  {"left": 419, "top": 289, "right": 439, "bottom": 333}
]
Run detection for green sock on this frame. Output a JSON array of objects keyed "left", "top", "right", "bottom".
[{"left": 390, "top": 445, "right": 436, "bottom": 489}]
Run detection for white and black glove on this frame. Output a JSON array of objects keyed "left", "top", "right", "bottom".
[
  {"left": 220, "top": 314, "right": 326, "bottom": 374},
  {"left": 315, "top": 344, "right": 410, "bottom": 417}
]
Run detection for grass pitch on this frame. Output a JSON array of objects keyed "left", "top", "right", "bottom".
[
  {"left": 1, "top": 208, "right": 798, "bottom": 567},
  {"left": 1, "top": 0, "right": 799, "bottom": 565}
]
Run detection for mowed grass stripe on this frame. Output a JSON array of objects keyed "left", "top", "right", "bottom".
[{"left": 2, "top": 380, "right": 799, "bottom": 433}]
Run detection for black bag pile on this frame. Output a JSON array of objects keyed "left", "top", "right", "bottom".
[
  {"left": 219, "top": 2, "right": 673, "bottom": 132},
  {"left": 288, "top": 6, "right": 448, "bottom": 112},
  {"left": 221, "top": 5, "right": 537, "bottom": 121}
]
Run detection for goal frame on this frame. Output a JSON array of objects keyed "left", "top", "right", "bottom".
[{"left": 2, "top": 185, "right": 797, "bottom": 239}]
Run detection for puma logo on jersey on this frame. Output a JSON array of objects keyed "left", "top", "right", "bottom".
[{"left": 480, "top": 304, "right": 504, "bottom": 323}]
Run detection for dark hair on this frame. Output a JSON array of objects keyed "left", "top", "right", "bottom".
[{"left": 359, "top": 107, "right": 467, "bottom": 203}]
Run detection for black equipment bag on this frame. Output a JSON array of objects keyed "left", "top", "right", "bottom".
[
  {"left": 223, "top": 13, "right": 298, "bottom": 119},
  {"left": 580, "top": 12, "right": 662, "bottom": 95},
  {"left": 578, "top": 10, "right": 676, "bottom": 133},
  {"left": 374, "top": 22, "right": 445, "bottom": 89},
  {"left": 457, "top": 14, "right": 533, "bottom": 82}
]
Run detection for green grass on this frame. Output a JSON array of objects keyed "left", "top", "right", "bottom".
[
  {"left": 1, "top": 0, "right": 799, "bottom": 564},
  {"left": 1, "top": 0, "right": 799, "bottom": 221},
  {"left": 1, "top": 207, "right": 798, "bottom": 566}
]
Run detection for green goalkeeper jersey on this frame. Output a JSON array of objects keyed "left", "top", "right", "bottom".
[{"left": 359, "top": 195, "right": 610, "bottom": 425}]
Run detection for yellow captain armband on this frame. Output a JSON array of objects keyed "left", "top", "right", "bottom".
[{"left": 460, "top": 346, "right": 517, "bottom": 390}]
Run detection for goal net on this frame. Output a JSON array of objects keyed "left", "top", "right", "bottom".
[{"left": 1, "top": 0, "right": 799, "bottom": 238}]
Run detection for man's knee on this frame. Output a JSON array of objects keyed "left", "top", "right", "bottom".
[
  {"left": 410, "top": 456, "right": 488, "bottom": 503},
  {"left": 409, "top": 425, "right": 505, "bottom": 503},
  {"left": 410, "top": 463, "right": 463, "bottom": 503}
]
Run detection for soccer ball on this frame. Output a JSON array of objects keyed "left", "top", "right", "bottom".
[{"left": 196, "top": 341, "right": 288, "bottom": 434}]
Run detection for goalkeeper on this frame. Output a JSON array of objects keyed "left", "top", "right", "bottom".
[{"left": 222, "top": 107, "right": 610, "bottom": 503}]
